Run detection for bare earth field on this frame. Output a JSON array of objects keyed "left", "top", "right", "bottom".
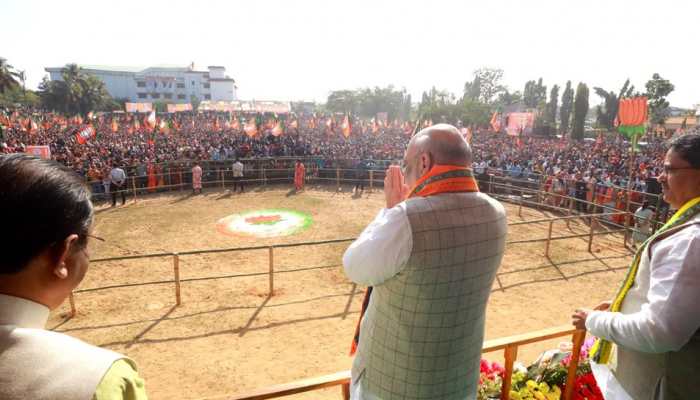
[{"left": 48, "top": 185, "right": 633, "bottom": 400}]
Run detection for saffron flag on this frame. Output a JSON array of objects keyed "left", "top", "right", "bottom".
[
  {"left": 244, "top": 118, "right": 258, "bottom": 137},
  {"left": 341, "top": 115, "right": 352, "bottom": 138},
  {"left": 272, "top": 120, "right": 284, "bottom": 137},
  {"left": 75, "top": 125, "right": 96, "bottom": 145},
  {"left": 231, "top": 117, "right": 241, "bottom": 130},
  {"left": 145, "top": 111, "right": 156, "bottom": 129},
  {"left": 490, "top": 112, "right": 501, "bottom": 132},
  {"left": 111, "top": 119, "right": 119, "bottom": 133}
]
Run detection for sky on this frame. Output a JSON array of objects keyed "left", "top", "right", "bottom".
[{"left": 2, "top": 0, "right": 698, "bottom": 108}]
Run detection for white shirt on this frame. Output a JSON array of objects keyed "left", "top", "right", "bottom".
[
  {"left": 109, "top": 167, "right": 126, "bottom": 185},
  {"left": 343, "top": 203, "right": 413, "bottom": 286},
  {"left": 586, "top": 221, "right": 700, "bottom": 353},
  {"left": 232, "top": 162, "right": 244, "bottom": 177},
  {"left": 343, "top": 203, "right": 413, "bottom": 400}
]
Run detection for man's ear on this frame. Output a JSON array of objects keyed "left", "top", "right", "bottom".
[{"left": 52, "top": 234, "right": 80, "bottom": 280}]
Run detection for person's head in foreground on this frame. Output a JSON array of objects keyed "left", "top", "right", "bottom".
[
  {"left": 0, "top": 153, "right": 93, "bottom": 305},
  {"left": 658, "top": 133, "right": 700, "bottom": 209},
  {"left": 0, "top": 153, "right": 147, "bottom": 400}
]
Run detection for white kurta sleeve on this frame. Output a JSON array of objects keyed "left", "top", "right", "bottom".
[
  {"left": 587, "top": 225, "right": 700, "bottom": 353},
  {"left": 343, "top": 203, "right": 412, "bottom": 287}
]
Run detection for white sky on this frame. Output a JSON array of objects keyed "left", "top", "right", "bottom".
[{"left": 2, "top": 0, "right": 698, "bottom": 108}]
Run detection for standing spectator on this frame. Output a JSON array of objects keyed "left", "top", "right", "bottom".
[
  {"left": 575, "top": 173, "right": 588, "bottom": 213},
  {"left": 632, "top": 200, "right": 654, "bottom": 248},
  {"left": 232, "top": 159, "right": 244, "bottom": 193},
  {"left": 109, "top": 163, "right": 127, "bottom": 207},
  {"left": 192, "top": 162, "right": 202, "bottom": 194},
  {"left": 353, "top": 159, "right": 366, "bottom": 194},
  {"left": 294, "top": 159, "right": 305, "bottom": 191}
]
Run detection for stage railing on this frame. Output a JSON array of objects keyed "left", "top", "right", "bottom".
[{"left": 202, "top": 325, "right": 586, "bottom": 400}]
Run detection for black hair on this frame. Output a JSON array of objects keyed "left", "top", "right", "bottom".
[
  {"left": 669, "top": 134, "right": 700, "bottom": 168},
  {"left": 0, "top": 154, "right": 94, "bottom": 274}
]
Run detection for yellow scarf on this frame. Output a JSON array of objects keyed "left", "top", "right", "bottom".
[{"left": 591, "top": 195, "right": 700, "bottom": 363}]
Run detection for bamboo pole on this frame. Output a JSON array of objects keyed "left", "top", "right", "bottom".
[
  {"left": 173, "top": 253, "right": 181, "bottom": 306},
  {"left": 588, "top": 217, "right": 595, "bottom": 253},
  {"left": 341, "top": 383, "right": 350, "bottom": 400},
  {"left": 132, "top": 176, "right": 137, "bottom": 204},
  {"left": 268, "top": 247, "right": 274, "bottom": 296},
  {"left": 220, "top": 169, "right": 225, "bottom": 189},
  {"left": 500, "top": 345, "right": 518, "bottom": 400},
  {"left": 545, "top": 220, "right": 554, "bottom": 258},
  {"left": 336, "top": 167, "right": 341, "bottom": 189},
  {"left": 68, "top": 292, "right": 76, "bottom": 317},
  {"left": 369, "top": 170, "right": 374, "bottom": 193},
  {"left": 563, "top": 330, "right": 587, "bottom": 400}
]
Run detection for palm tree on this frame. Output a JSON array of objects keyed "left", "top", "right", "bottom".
[{"left": 0, "top": 58, "right": 20, "bottom": 94}]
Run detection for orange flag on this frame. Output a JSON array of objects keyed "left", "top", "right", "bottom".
[
  {"left": 244, "top": 118, "right": 258, "bottom": 137},
  {"left": 111, "top": 119, "right": 119, "bottom": 133},
  {"left": 341, "top": 115, "right": 352, "bottom": 138}
]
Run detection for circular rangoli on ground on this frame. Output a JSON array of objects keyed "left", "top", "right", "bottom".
[{"left": 216, "top": 209, "right": 313, "bottom": 238}]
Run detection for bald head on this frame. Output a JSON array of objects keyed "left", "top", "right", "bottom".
[
  {"left": 410, "top": 123, "right": 472, "bottom": 166},
  {"left": 402, "top": 124, "right": 473, "bottom": 188}
]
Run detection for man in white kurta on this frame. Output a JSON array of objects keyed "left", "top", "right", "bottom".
[
  {"left": 344, "top": 125, "right": 507, "bottom": 400},
  {"left": 573, "top": 134, "right": 700, "bottom": 400}
]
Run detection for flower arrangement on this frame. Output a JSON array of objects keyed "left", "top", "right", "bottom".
[{"left": 477, "top": 337, "right": 603, "bottom": 400}]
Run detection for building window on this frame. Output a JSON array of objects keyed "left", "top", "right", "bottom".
[
  {"left": 151, "top": 93, "right": 160, "bottom": 99},
  {"left": 136, "top": 81, "right": 146, "bottom": 88},
  {"left": 176, "top": 83, "right": 185, "bottom": 88},
  {"left": 203, "top": 83, "right": 210, "bottom": 89},
  {"left": 137, "top": 93, "right": 147, "bottom": 99},
  {"left": 204, "top": 94, "right": 211, "bottom": 100},
  {"left": 164, "top": 93, "right": 173, "bottom": 99},
  {"left": 177, "top": 94, "right": 186, "bottom": 100}
]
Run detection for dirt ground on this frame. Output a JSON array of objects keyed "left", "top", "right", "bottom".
[{"left": 48, "top": 185, "right": 633, "bottom": 400}]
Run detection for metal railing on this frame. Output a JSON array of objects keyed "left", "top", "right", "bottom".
[{"left": 68, "top": 210, "right": 629, "bottom": 317}]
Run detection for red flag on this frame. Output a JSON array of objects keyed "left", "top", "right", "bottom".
[
  {"left": 75, "top": 125, "right": 96, "bottom": 145},
  {"left": 341, "top": 115, "right": 352, "bottom": 138}
]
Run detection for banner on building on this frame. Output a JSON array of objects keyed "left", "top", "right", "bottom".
[
  {"left": 125, "top": 103, "right": 154, "bottom": 113},
  {"left": 166, "top": 103, "right": 193, "bottom": 113},
  {"left": 25, "top": 145, "right": 51, "bottom": 160},
  {"left": 198, "top": 100, "right": 291, "bottom": 114},
  {"left": 505, "top": 112, "right": 535, "bottom": 136}
]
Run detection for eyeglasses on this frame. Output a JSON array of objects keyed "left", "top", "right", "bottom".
[{"left": 661, "top": 165, "right": 700, "bottom": 175}]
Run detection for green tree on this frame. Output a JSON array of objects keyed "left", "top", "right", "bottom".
[
  {"left": 326, "top": 86, "right": 410, "bottom": 120},
  {"left": 463, "top": 68, "right": 505, "bottom": 104},
  {"left": 523, "top": 78, "right": 547, "bottom": 108},
  {"left": 545, "top": 85, "right": 559, "bottom": 127},
  {"left": 644, "top": 73, "right": 674, "bottom": 125},
  {"left": 190, "top": 95, "right": 201, "bottom": 111},
  {"left": 39, "top": 64, "right": 115, "bottom": 115},
  {"left": 0, "top": 58, "right": 20, "bottom": 94},
  {"left": 559, "top": 81, "right": 574, "bottom": 134},
  {"left": 494, "top": 90, "right": 522, "bottom": 110},
  {"left": 571, "top": 82, "right": 589, "bottom": 141}
]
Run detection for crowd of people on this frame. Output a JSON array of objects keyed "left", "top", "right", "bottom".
[
  {"left": 2, "top": 119, "right": 700, "bottom": 400},
  {"left": 0, "top": 107, "right": 688, "bottom": 214}
]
